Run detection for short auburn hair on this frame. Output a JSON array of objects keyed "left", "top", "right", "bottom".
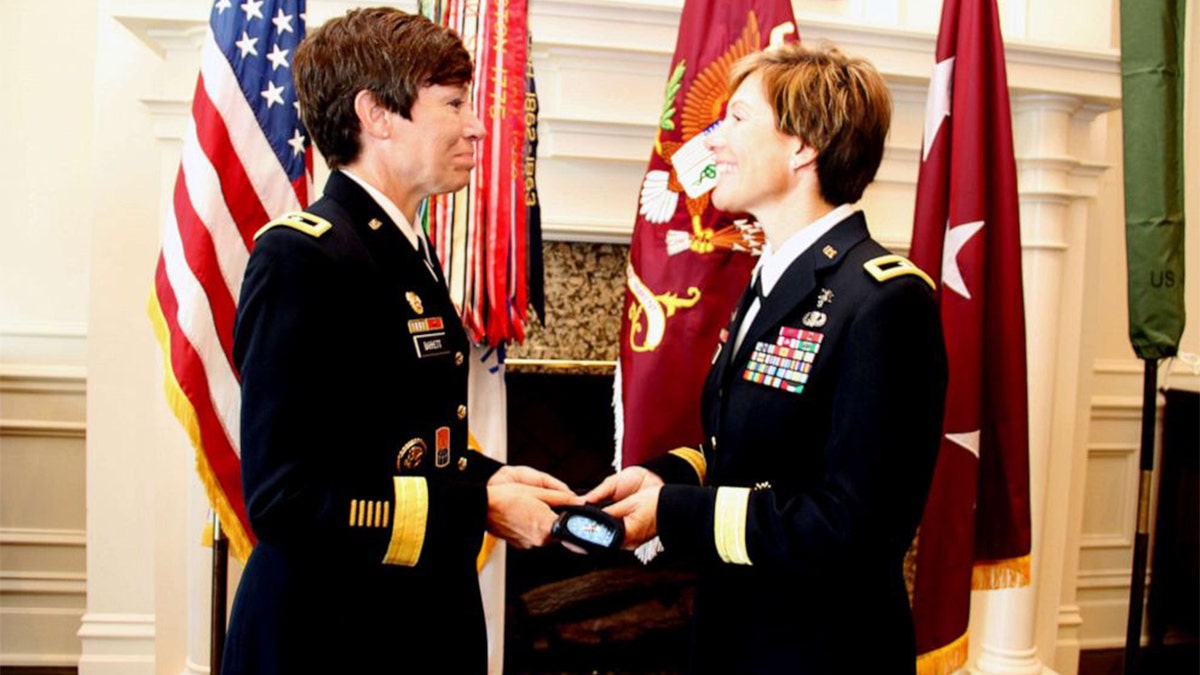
[
  {"left": 730, "top": 41, "right": 891, "bottom": 205},
  {"left": 293, "top": 7, "right": 474, "bottom": 169}
]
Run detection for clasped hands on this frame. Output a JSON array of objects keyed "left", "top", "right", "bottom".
[{"left": 485, "top": 464, "right": 661, "bottom": 553}]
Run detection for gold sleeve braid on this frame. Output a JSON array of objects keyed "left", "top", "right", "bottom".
[
  {"left": 382, "top": 477, "right": 428, "bottom": 567},
  {"left": 714, "top": 486, "right": 752, "bottom": 565},
  {"left": 668, "top": 446, "right": 707, "bottom": 485}
]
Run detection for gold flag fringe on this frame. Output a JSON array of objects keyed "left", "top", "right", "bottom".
[
  {"left": 972, "top": 554, "right": 1031, "bottom": 590},
  {"left": 149, "top": 292, "right": 254, "bottom": 563},
  {"left": 476, "top": 533, "right": 498, "bottom": 573},
  {"left": 916, "top": 632, "right": 968, "bottom": 675},
  {"left": 468, "top": 429, "right": 499, "bottom": 573}
]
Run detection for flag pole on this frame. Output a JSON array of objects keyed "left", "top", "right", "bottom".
[
  {"left": 1124, "top": 357, "right": 1158, "bottom": 674},
  {"left": 210, "top": 511, "right": 228, "bottom": 675}
]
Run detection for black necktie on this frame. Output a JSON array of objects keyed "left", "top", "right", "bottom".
[
  {"left": 417, "top": 235, "right": 439, "bottom": 282},
  {"left": 725, "top": 273, "right": 762, "bottom": 370}
]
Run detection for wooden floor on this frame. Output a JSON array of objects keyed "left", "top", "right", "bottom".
[
  {"left": 2, "top": 644, "right": 1196, "bottom": 675},
  {"left": 1078, "top": 644, "right": 1199, "bottom": 675}
]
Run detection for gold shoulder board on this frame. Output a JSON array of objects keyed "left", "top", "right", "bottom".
[
  {"left": 863, "top": 254, "right": 935, "bottom": 291},
  {"left": 253, "top": 211, "right": 333, "bottom": 241}
]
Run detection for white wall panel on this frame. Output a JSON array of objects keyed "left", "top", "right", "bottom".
[{"left": 0, "top": 367, "right": 87, "bottom": 667}]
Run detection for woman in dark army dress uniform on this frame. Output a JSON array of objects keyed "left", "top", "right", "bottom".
[
  {"left": 222, "top": 8, "right": 578, "bottom": 674},
  {"left": 588, "top": 42, "right": 949, "bottom": 674}
]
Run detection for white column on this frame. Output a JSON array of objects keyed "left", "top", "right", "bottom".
[
  {"left": 79, "top": 9, "right": 162, "bottom": 671},
  {"left": 969, "top": 94, "right": 1115, "bottom": 675},
  {"left": 80, "top": 7, "right": 209, "bottom": 673}
]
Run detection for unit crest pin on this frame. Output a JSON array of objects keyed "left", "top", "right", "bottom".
[{"left": 405, "top": 291, "right": 424, "bottom": 314}]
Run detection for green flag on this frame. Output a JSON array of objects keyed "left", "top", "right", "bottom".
[{"left": 1120, "top": 0, "right": 1187, "bottom": 360}]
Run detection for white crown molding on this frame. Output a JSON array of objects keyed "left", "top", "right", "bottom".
[
  {"left": 0, "top": 419, "right": 87, "bottom": 439},
  {"left": 0, "top": 571, "right": 87, "bottom": 596},
  {"left": 542, "top": 216, "right": 635, "bottom": 243},
  {"left": 110, "top": 7, "right": 207, "bottom": 58},
  {"left": 140, "top": 97, "right": 191, "bottom": 141},
  {"left": 1075, "top": 568, "right": 1147, "bottom": 589},
  {"left": 111, "top": 1, "right": 1123, "bottom": 242},
  {"left": 0, "top": 528, "right": 87, "bottom": 547},
  {"left": 78, "top": 613, "right": 156, "bottom": 640},
  {"left": 538, "top": 116, "right": 657, "bottom": 163},
  {"left": 1057, "top": 604, "right": 1084, "bottom": 629},
  {"left": 110, "top": 0, "right": 1120, "bottom": 105},
  {"left": 0, "top": 365, "right": 87, "bottom": 394},
  {"left": 1094, "top": 357, "right": 1200, "bottom": 377},
  {"left": 0, "top": 322, "right": 87, "bottom": 339},
  {"left": 1090, "top": 395, "right": 1164, "bottom": 417},
  {"left": 795, "top": 14, "right": 1119, "bottom": 105},
  {"left": 1079, "top": 534, "right": 1134, "bottom": 550},
  {"left": 1085, "top": 443, "right": 1138, "bottom": 457}
]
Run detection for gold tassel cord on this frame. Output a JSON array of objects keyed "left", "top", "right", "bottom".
[
  {"left": 972, "top": 554, "right": 1032, "bottom": 590},
  {"left": 916, "top": 632, "right": 968, "bottom": 675}
]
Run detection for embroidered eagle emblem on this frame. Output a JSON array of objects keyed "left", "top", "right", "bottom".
[{"left": 638, "top": 11, "right": 766, "bottom": 258}]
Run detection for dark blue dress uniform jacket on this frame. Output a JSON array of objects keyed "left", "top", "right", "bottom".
[
  {"left": 645, "top": 212, "right": 948, "bottom": 674},
  {"left": 222, "top": 172, "right": 502, "bottom": 675}
]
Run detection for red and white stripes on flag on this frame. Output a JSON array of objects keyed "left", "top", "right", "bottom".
[{"left": 149, "top": 0, "right": 311, "bottom": 562}]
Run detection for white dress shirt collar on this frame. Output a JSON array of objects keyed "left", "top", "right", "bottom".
[
  {"left": 340, "top": 169, "right": 425, "bottom": 252},
  {"left": 756, "top": 203, "right": 855, "bottom": 297}
]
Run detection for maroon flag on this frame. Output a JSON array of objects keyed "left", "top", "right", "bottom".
[
  {"left": 909, "top": 0, "right": 1033, "bottom": 672},
  {"left": 618, "top": 0, "right": 797, "bottom": 467}
]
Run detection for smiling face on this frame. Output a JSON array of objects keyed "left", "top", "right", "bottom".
[
  {"left": 389, "top": 83, "right": 485, "bottom": 198},
  {"left": 704, "top": 72, "right": 801, "bottom": 219}
]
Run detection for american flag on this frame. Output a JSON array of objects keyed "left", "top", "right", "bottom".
[{"left": 149, "top": 0, "right": 311, "bottom": 562}]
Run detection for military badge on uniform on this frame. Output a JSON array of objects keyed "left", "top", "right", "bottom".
[
  {"left": 435, "top": 427, "right": 451, "bottom": 468},
  {"left": 801, "top": 311, "right": 827, "bottom": 328},
  {"left": 822, "top": 245, "right": 838, "bottom": 259},
  {"left": 405, "top": 291, "right": 424, "bottom": 314},
  {"left": 397, "top": 438, "right": 427, "bottom": 471},
  {"left": 368, "top": 218, "right": 383, "bottom": 231},
  {"left": 741, "top": 326, "right": 824, "bottom": 394},
  {"left": 407, "top": 317, "right": 444, "bottom": 335},
  {"left": 802, "top": 288, "right": 833, "bottom": 327}
]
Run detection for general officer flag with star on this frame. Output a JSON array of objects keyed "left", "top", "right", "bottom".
[{"left": 908, "top": 0, "right": 1033, "bottom": 672}]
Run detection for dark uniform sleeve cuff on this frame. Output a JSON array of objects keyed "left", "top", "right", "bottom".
[
  {"left": 460, "top": 452, "right": 504, "bottom": 484},
  {"left": 657, "top": 484, "right": 718, "bottom": 563},
  {"left": 413, "top": 478, "right": 489, "bottom": 567},
  {"left": 642, "top": 447, "right": 706, "bottom": 486}
]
